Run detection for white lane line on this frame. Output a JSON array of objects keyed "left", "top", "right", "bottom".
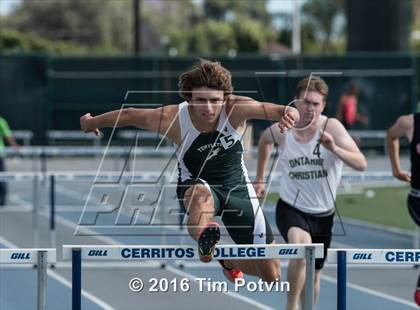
[
  {"left": 166, "top": 265, "right": 275, "bottom": 310},
  {"left": 321, "top": 274, "right": 418, "bottom": 309},
  {"left": 8, "top": 194, "right": 35, "bottom": 210},
  {"left": 35, "top": 186, "right": 419, "bottom": 308},
  {"left": 0, "top": 235, "right": 114, "bottom": 310},
  {"left": 44, "top": 199, "right": 278, "bottom": 310},
  {"left": 51, "top": 185, "right": 234, "bottom": 246},
  {"left": 44, "top": 211, "right": 275, "bottom": 309},
  {"left": 33, "top": 185, "right": 275, "bottom": 310},
  {"left": 0, "top": 261, "right": 161, "bottom": 269},
  {"left": 47, "top": 270, "right": 115, "bottom": 310},
  {"left": 0, "top": 236, "right": 18, "bottom": 248},
  {"left": 341, "top": 217, "right": 415, "bottom": 237}
]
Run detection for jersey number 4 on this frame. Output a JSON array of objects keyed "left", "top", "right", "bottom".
[{"left": 313, "top": 143, "right": 321, "bottom": 158}]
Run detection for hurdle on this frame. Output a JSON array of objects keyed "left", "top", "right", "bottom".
[
  {"left": 0, "top": 248, "right": 56, "bottom": 310},
  {"left": 328, "top": 248, "right": 420, "bottom": 310},
  {"left": 63, "top": 243, "right": 324, "bottom": 310}
]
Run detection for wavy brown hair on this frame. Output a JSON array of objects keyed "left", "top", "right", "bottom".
[{"left": 178, "top": 59, "right": 233, "bottom": 101}]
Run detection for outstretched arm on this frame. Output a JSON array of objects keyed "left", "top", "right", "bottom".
[
  {"left": 226, "top": 96, "right": 299, "bottom": 133},
  {"left": 255, "top": 124, "right": 284, "bottom": 197},
  {"left": 80, "top": 106, "right": 177, "bottom": 137},
  {"left": 386, "top": 114, "right": 413, "bottom": 182}
]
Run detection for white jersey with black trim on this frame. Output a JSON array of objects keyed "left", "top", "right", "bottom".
[{"left": 278, "top": 117, "right": 343, "bottom": 214}]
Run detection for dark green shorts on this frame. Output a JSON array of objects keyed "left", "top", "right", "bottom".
[{"left": 177, "top": 178, "right": 273, "bottom": 245}]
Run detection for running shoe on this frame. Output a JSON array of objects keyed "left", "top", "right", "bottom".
[
  {"left": 197, "top": 222, "right": 220, "bottom": 263},
  {"left": 219, "top": 260, "right": 244, "bottom": 283}
]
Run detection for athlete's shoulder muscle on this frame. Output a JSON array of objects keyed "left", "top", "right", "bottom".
[
  {"left": 159, "top": 105, "right": 181, "bottom": 143},
  {"left": 388, "top": 114, "right": 413, "bottom": 141},
  {"left": 324, "top": 117, "right": 358, "bottom": 151}
]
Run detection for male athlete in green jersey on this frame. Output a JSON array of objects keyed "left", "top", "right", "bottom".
[{"left": 81, "top": 59, "right": 298, "bottom": 283}]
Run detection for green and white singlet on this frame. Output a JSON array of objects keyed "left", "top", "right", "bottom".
[{"left": 175, "top": 101, "right": 273, "bottom": 244}]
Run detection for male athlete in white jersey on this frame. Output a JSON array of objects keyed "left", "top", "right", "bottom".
[
  {"left": 255, "top": 76, "right": 367, "bottom": 309},
  {"left": 80, "top": 59, "right": 299, "bottom": 283}
]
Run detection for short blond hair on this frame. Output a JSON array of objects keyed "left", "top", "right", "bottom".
[
  {"left": 296, "top": 76, "right": 328, "bottom": 100},
  {"left": 178, "top": 59, "right": 233, "bottom": 101}
]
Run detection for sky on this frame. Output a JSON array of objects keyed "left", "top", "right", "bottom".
[
  {"left": 267, "top": 0, "right": 301, "bottom": 14},
  {"left": 0, "top": 0, "right": 19, "bottom": 15},
  {"left": 0, "top": 0, "right": 303, "bottom": 16}
]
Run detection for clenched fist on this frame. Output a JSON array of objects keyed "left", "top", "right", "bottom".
[
  {"left": 319, "top": 131, "right": 336, "bottom": 152},
  {"left": 279, "top": 107, "right": 300, "bottom": 133},
  {"left": 80, "top": 113, "right": 100, "bottom": 136}
]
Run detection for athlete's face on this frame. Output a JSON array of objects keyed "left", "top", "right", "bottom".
[
  {"left": 190, "top": 87, "right": 225, "bottom": 123},
  {"left": 295, "top": 91, "right": 326, "bottom": 125}
]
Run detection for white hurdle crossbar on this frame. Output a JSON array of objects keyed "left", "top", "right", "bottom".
[
  {"left": 328, "top": 248, "right": 420, "bottom": 310},
  {"left": 0, "top": 248, "right": 56, "bottom": 310},
  {"left": 63, "top": 243, "right": 324, "bottom": 310}
]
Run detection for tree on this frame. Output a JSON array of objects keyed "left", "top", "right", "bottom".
[
  {"left": 272, "top": 12, "right": 292, "bottom": 48},
  {"left": 196, "top": 0, "right": 275, "bottom": 54},
  {"left": 2, "top": 0, "right": 280, "bottom": 55},
  {"left": 162, "top": 0, "right": 276, "bottom": 55},
  {"left": 4, "top": 0, "right": 132, "bottom": 52},
  {"left": 233, "top": 17, "right": 276, "bottom": 52},
  {"left": 203, "top": 0, "right": 271, "bottom": 25},
  {"left": 189, "top": 20, "right": 236, "bottom": 54},
  {"left": 302, "top": 0, "right": 344, "bottom": 53},
  {"left": 0, "top": 29, "right": 85, "bottom": 54},
  {"left": 142, "top": 0, "right": 198, "bottom": 54}
]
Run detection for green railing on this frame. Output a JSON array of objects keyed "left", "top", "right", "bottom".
[{"left": 0, "top": 53, "right": 418, "bottom": 144}]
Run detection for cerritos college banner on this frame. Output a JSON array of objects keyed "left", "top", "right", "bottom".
[{"left": 62, "top": 244, "right": 324, "bottom": 261}]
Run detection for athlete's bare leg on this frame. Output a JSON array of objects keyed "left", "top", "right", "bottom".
[
  {"left": 223, "top": 249, "right": 280, "bottom": 282},
  {"left": 184, "top": 184, "right": 215, "bottom": 239},
  {"left": 285, "top": 227, "right": 312, "bottom": 310},
  {"left": 184, "top": 184, "right": 280, "bottom": 282},
  {"left": 300, "top": 270, "right": 321, "bottom": 310}
]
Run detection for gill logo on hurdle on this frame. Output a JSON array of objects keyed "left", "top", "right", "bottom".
[
  {"left": 328, "top": 249, "right": 420, "bottom": 310},
  {"left": 0, "top": 248, "right": 56, "bottom": 310}
]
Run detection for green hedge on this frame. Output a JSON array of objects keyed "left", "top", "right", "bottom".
[{"left": 0, "top": 29, "right": 85, "bottom": 54}]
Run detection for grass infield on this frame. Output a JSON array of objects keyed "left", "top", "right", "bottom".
[{"left": 265, "top": 186, "right": 415, "bottom": 230}]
